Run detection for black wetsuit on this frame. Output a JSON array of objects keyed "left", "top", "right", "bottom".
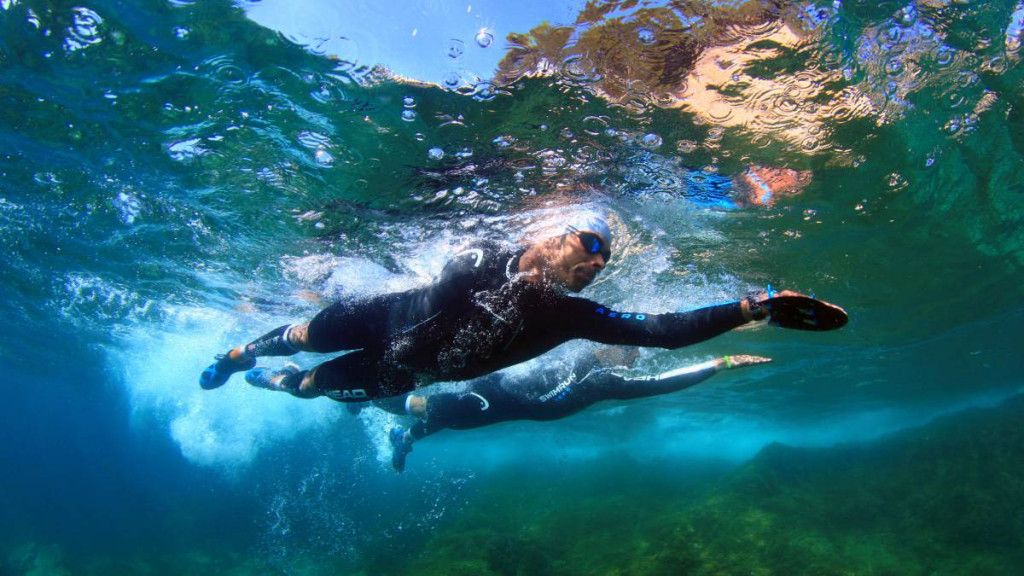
[
  {"left": 372, "top": 355, "right": 722, "bottom": 439},
  {"left": 305, "top": 240, "right": 747, "bottom": 400}
]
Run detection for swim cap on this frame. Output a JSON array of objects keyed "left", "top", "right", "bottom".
[{"left": 563, "top": 211, "right": 613, "bottom": 247}]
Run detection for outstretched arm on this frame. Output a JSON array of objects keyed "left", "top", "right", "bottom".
[
  {"left": 565, "top": 298, "right": 751, "bottom": 349},
  {"left": 588, "top": 354, "right": 771, "bottom": 401},
  {"left": 562, "top": 288, "right": 838, "bottom": 349}
]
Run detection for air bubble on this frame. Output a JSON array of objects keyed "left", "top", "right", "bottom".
[
  {"left": 114, "top": 192, "right": 141, "bottom": 225},
  {"left": 582, "top": 116, "right": 609, "bottom": 136},
  {"left": 473, "top": 82, "right": 496, "bottom": 101},
  {"left": 475, "top": 29, "right": 493, "bottom": 48},
  {"left": 560, "top": 55, "right": 601, "bottom": 84},
  {"left": 401, "top": 109, "right": 417, "bottom": 122},
  {"left": 707, "top": 101, "right": 734, "bottom": 122},
  {"left": 637, "top": 27, "right": 656, "bottom": 45},
  {"left": 443, "top": 72, "right": 461, "bottom": 88},
  {"left": 776, "top": 97, "right": 800, "bottom": 114},
  {"left": 297, "top": 130, "right": 331, "bottom": 149},
  {"left": 64, "top": 6, "right": 104, "bottom": 52},
  {"left": 167, "top": 138, "right": 207, "bottom": 162},
  {"left": 641, "top": 133, "right": 663, "bottom": 149},
  {"left": 885, "top": 56, "right": 904, "bottom": 75},
  {"left": 403, "top": 96, "right": 416, "bottom": 107},
  {"left": 447, "top": 39, "right": 465, "bottom": 59},
  {"left": 428, "top": 147, "right": 444, "bottom": 160},
  {"left": 492, "top": 135, "right": 516, "bottom": 148},
  {"left": 314, "top": 148, "right": 334, "bottom": 166}
]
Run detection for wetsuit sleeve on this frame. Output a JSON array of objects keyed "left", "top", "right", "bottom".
[
  {"left": 585, "top": 360, "right": 719, "bottom": 401},
  {"left": 560, "top": 297, "right": 748, "bottom": 349}
]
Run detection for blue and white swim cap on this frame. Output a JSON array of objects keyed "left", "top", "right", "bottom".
[{"left": 564, "top": 211, "right": 613, "bottom": 247}]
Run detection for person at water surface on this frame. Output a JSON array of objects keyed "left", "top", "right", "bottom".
[
  {"left": 380, "top": 348, "right": 772, "bottom": 472},
  {"left": 199, "top": 211, "right": 846, "bottom": 401}
]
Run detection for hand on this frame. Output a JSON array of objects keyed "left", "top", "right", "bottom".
[
  {"left": 755, "top": 289, "right": 806, "bottom": 304},
  {"left": 722, "top": 355, "right": 772, "bottom": 369},
  {"left": 744, "top": 288, "right": 807, "bottom": 321}
]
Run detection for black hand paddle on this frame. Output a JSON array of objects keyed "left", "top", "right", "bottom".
[{"left": 764, "top": 295, "right": 848, "bottom": 331}]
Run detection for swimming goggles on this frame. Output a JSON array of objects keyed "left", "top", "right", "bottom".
[{"left": 567, "top": 225, "right": 612, "bottom": 261}]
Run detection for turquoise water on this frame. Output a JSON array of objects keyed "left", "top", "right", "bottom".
[{"left": 2, "top": 0, "right": 1023, "bottom": 574}]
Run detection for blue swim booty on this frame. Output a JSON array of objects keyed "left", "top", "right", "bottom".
[
  {"left": 199, "top": 353, "right": 256, "bottom": 390},
  {"left": 244, "top": 363, "right": 300, "bottom": 391},
  {"left": 389, "top": 426, "right": 413, "bottom": 473}
]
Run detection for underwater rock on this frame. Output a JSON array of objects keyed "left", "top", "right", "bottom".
[{"left": 403, "top": 394, "right": 1024, "bottom": 576}]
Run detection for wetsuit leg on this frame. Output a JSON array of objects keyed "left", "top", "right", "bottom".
[
  {"left": 308, "top": 350, "right": 415, "bottom": 401},
  {"left": 409, "top": 378, "right": 522, "bottom": 439},
  {"left": 306, "top": 293, "right": 406, "bottom": 353},
  {"left": 371, "top": 394, "right": 411, "bottom": 416},
  {"left": 231, "top": 294, "right": 402, "bottom": 364}
]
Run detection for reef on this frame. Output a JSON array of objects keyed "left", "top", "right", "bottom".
[
  {"left": 3, "top": 542, "right": 70, "bottom": 576},
  {"left": 6, "top": 395, "right": 1021, "bottom": 576},
  {"left": 398, "top": 395, "right": 1024, "bottom": 576}
]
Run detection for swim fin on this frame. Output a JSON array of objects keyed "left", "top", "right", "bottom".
[{"left": 764, "top": 295, "right": 848, "bottom": 331}]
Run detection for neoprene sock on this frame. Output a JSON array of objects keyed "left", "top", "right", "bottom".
[{"left": 410, "top": 421, "right": 428, "bottom": 441}]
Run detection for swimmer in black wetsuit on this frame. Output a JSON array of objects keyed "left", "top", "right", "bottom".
[
  {"left": 198, "top": 211, "right": 819, "bottom": 401},
  {"left": 380, "top": 349, "right": 771, "bottom": 472}
]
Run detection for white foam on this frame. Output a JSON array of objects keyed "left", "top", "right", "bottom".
[
  {"left": 323, "top": 257, "right": 421, "bottom": 297},
  {"left": 109, "top": 305, "right": 340, "bottom": 471},
  {"left": 356, "top": 406, "right": 404, "bottom": 467}
]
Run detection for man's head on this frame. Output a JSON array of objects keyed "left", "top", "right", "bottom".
[{"left": 524, "top": 211, "right": 613, "bottom": 292}]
